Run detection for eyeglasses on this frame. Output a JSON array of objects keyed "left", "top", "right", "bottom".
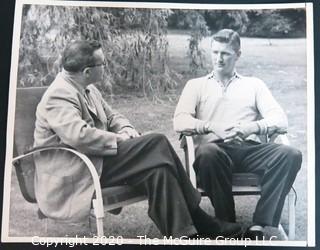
[{"left": 82, "top": 60, "right": 106, "bottom": 71}]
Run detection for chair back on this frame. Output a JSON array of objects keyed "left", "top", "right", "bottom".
[{"left": 13, "top": 87, "right": 48, "bottom": 203}]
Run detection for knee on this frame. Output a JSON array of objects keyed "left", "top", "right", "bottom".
[
  {"left": 143, "top": 133, "right": 170, "bottom": 146},
  {"left": 278, "top": 145, "right": 302, "bottom": 161},
  {"left": 195, "top": 143, "right": 221, "bottom": 160},
  {"left": 278, "top": 145, "right": 302, "bottom": 171},
  {"left": 194, "top": 143, "right": 224, "bottom": 173}
]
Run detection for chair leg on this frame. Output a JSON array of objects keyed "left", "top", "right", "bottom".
[
  {"left": 88, "top": 210, "right": 104, "bottom": 237},
  {"left": 92, "top": 198, "right": 105, "bottom": 237},
  {"left": 88, "top": 214, "right": 95, "bottom": 236},
  {"left": 44, "top": 218, "right": 49, "bottom": 236},
  {"left": 277, "top": 189, "right": 296, "bottom": 241},
  {"left": 278, "top": 223, "right": 288, "bottom": 240},
  {"left": 288, "top": 189, "right": 296, "bottom": 240},
  {"left": 96, "top": 217, "right": 104, "bottom": 237}
]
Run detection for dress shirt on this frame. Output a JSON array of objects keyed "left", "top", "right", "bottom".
[{"left": 173, "top": 72, "right": 288, "bottom": 147}]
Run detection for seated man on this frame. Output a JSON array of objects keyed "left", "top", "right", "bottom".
[
  {"left": 173, "top": 29, "right": 302, "bottom": 239},
  {"left": 33, "top": 40, "right": 241, "bottom": 238}
]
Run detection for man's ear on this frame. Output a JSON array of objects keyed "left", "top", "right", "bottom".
[{"left": 83, "top": 68, "right": 91, "bottom": 78}]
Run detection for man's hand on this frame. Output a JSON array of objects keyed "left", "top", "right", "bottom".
[
  {"left": 117, "top": 127, "right": 140, "bottom": 140},
  {"left": 206, "top": 122, "right": 235, "bottom": 140},
  {"left": 224, "top": 122, "right": 259, "bottom": 141},
  {"left": 267, "top": 126, "right": 287, "bottom": 136},
  {"left": 116, "top": 133, "right": 130, "bottom": 143}
]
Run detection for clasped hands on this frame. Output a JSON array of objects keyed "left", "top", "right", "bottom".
[
  {"left": 116, "top": 127, "right": 140, "bottom": 143},
  {"left": 206, "top": 121, "right": 259, "bottom": 143}
]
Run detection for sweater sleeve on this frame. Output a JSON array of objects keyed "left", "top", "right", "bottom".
[
  {"left": 254, "top": 78, "right": 288, "bottom": 134},
  {"left": 173, "top": 79, "right": 208, "bottom": 135}
]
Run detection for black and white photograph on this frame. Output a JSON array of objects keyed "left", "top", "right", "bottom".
[{"left": 1, "top": 0, "right": 315, "bottom": 247}]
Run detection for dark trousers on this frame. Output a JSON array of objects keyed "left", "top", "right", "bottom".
[
  {"left": 193, "top": 140, "right": 302, "bottom": 227},
  {"left": 100, "top": 133, "right": 201, "bottom": 237}
]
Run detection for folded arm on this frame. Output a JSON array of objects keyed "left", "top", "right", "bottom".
[
  {"left": 174, "top": 78, "right": 288, "bottom": 141},
  {"left": 174, "top": 80, "right": 236, "bottom": 140},
  {"left": 224, "top": 80, "right": 288, "bottom": 141}
]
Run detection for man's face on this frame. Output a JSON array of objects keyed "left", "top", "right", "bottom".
[
  {"left": 84, "top": 48, "right": 106, "bottom": 84},
  {"left": 211, "top": 40, "right": 240, "bottom": 77}
]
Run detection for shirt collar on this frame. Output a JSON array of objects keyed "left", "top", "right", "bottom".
[{"left": 207, "top": 71, "right": 241, "bottom": 81}]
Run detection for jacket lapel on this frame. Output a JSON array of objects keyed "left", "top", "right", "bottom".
[
  {"left": 83, "top": 91, "right": 98, "bottom": 117},
  {"left": 83, "top": 89, "right": 107, "bottom": 130}
]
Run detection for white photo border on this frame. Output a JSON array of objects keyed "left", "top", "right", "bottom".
[{"left": 1, "top": 0, "right": 315, "bottom": 247}]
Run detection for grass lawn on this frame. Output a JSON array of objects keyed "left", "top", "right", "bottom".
[{"left": 7, "top": 34, "right": 309, "bottom": 241}]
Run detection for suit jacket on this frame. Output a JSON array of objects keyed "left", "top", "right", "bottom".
[{"left": 33, "top": 71, "right": 133, "bottom": 221}]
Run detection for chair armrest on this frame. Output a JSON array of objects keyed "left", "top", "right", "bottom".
[
  {"left": 12, "top": 146, "right": 104, "bottom": 219},
  {"left": 180, "top": 135, "right": 197, "bottom": 188}
]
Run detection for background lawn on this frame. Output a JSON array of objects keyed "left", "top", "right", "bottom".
[{"left": 8, "top": 34, "right": 309, "bottom": 241}]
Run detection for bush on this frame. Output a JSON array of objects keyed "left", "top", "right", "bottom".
[{"left": 18, "top": 5, "right": 179, "bottom": 97}]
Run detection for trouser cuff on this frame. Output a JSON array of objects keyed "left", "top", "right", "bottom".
[{"left": 253, "top": 216, "right": 277, "bottom": 227}]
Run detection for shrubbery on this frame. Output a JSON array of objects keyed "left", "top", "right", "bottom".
[
  {"left": 168, "top": 9, "right": 306, "bottom": 38},
  {"left": 18, "top": 5, "right": 305, "bottom": 96},
  {"left": 19, "top": 5, "right": 178, "bottom": 97}
]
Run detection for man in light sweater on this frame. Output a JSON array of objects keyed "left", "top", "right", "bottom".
[{"left": 173, "top": 29, "right": 302, "bottom": 239}]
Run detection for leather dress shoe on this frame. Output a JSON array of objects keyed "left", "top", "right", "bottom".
[
  {"left": 193, "top": 212, "right": 242, "bottom": 238},
  {"left": 214, "top": 218, "right": 243, "bottom": 238},
  {"left": 191, "top": 207, "right": 243, "bottom": 238}
]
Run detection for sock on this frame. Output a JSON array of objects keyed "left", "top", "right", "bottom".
[{"left": 249, "top": 225, "right": 263, "bottom": 231}]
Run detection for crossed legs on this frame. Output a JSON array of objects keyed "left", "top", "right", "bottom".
[{"left": 100, "top": 133, "right": 201, "bottom": 237}]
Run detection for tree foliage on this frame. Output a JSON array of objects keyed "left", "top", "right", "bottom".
[
  {"left": 203, "top": 10, "right": 249, "bottom": 33},
  {"left": 169, "top": 8, "right": 306, "bottom": 37},
  {"left": 245, "top": 9, "right": 297, "bottom": 38},
  {"left": 187, "top": 11, "right": 210, "bottom": 75},
  {"left": 18, "top": 5, "right": 178, "bottom": 97},
  {"left": 18, "top": 5, "right": 306, "bottom": 95},
  {"left": 168, "top": 10, "right": 210, "bottom": 75}
]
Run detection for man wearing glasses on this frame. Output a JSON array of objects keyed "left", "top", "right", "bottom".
[{"left": 33, "top": 40, "right": 242, "bottom": 238}]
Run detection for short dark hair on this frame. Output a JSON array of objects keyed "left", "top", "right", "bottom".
[
  {"left": 62, "top": 40, "right": 102, "bottom": 72},
  {"left": 212, "top": 29, "right": 241, "bottom": 52}
]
